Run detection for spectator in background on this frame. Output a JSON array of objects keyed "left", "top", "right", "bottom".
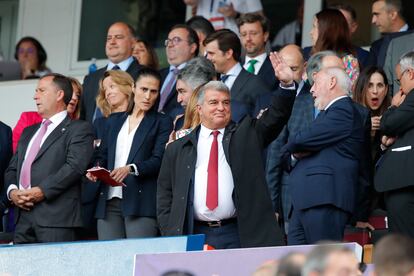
[
  {"left": 132, "top": 39, "right": 159, "bottom": 70},
  {"left": 183, "top": 0, "right": 263, "bottom": 34},
  {"left": 186, "top": 16, "right": 215, "bottom": 56},
  {"left": 12, "top": 77, "right": 83, "bottom": 153},
  {"left": 271, "top": 0, "right": 304, "bottom": 49},
  {"left": 368, "top": 0, "right": 409, "bottom": 67},
  {"left": 330, "top": 3, "right": 370, "bottom": 68},
  {"left": 302, "top": 244, "right": 362, "bottom": 276},
  {"left": 238, "top": 13, "right": 279, "bottom": 91},
  {"left": 204, "top": 29, "right": 270, "bottom": 122},
  {"left": 80, "top": 22, "right": 143, "bottom": 123},
  {"left": 375, "top": 51, "right": 414, "bottom": 239},
  {"left": 0, "top": 122, "right": 12, "bottom": 217},
  {"left": 87, "top": 68, "right": 172, "bottom": 240},
  {"left": 14, "top": 36, "right": 51, "bottom": 80},
  {"left": 305, "top": 9, "right": 360, "bottom": 88},
  {"left": 159, "top": 24, "right": 199, "bottom": 118},
  {"left": 373, "top": 234, "right": 414, "bottom": 276}
]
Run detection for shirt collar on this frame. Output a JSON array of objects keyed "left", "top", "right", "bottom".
[
  {"left": 200, "top": 124, "right": 225, "bottom": 138},
  {"left": 245, "top": 52, "right": 267, "bottom": 65},
  {"left": 108, "top": 56, "right": 134, "bottom": 71},
  {"left": 399, "top": 24, "right": 409, "bottom": 32},
  {"left": 224, "top": 63, "right": 242, "bottom": 77},
  {"left": 170, "top": 63, "right": 187, "bottom": 71},
  {"left": 44, "top": 110, "right": 67, "bottom": 125}
]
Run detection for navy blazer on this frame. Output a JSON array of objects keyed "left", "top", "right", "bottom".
[
  {"left": 0, "top": 122, "right": 12, "bottom": 212},
  {"left": 95, "top": 111, "right": 172, "bottom": 218},
  {"left": 284, "top": 97, "right": 365, "bottom": 213},
  {"left": 257, "top": 56, "right": 279, "bottom": 91},
  {"left": 158, "top": 67, "right": 183, "bottom": 119}
]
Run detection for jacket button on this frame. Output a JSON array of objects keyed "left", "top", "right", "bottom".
[
  {"left": 100, "top": 192, "right": 104, "bottom": 195},
  {"left": 187, "top": 165, "right": 190, "bottom": 169},
  {"left": 139, "top": 190, "right": 142, "bottom": 193},
  {"left": 181, "top": 196, "right": 184, "bottom": 200},
  {"left": 177, "top": 228, "right": 180, "bottom": 232}
]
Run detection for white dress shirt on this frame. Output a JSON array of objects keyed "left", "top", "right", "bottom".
[
  {"left": 107, "top": 56, "right": 134, "bottom": 71},
  {"left": 8, "top": 110, "right": 68, "bottom": 196},
  {"left": 243, "top": 52, "right": 267, "bottom": 75},
  {"left": 107, "top": 116, "right": 138, "bottom": 200},
  {"left": 221, "top": 63, "right": 242, "bottom": 90},
  {"left": 194, "top": 125, "right": 236, "bottom": 221}
]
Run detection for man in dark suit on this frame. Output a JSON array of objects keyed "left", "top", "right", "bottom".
[
  {"left": 80, "top": 22, "right": 143, "bottom": 123},
  {"left": 375, "top": 51, "right": 414, "bottom": 238},
  {"left": 204, "top": 29, "right": 271, "bottom": 122},
  {"left": 238, "top": 13, "right": 279, "bottom": 91},
  {"left": 367, "top": 0, "right": 409, "bottom": 67},
  {"left": 283, "top": 66, "right": 365, "bottom": 245},
  {"left": 0, "top": 122, "right": 12, "bottom": 217},
  {"left": 159, "top": 24, "right": 199, "bottom": 118},
  {"left": 157, "top": 53, "right": 296, "bottom": 249},
  {"left": 5, "top": 74, "right": 94, "bottom": 243}
]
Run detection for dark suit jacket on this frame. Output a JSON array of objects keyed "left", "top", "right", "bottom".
[
  {"left": 158, "top": 67, "right": 183, "bottom": 119},
  {"left": 80, "top": 58, "right": 142, "bottom": 123},
  {"left": 0, "top": 122, "right": 12, "bottom": 212},
  {"left": 257, "top": 56, "right": 279, "bottom": 91},
  {"left": 284, "top": 97, "right": 365, "bottom": 214},
  {"left": 5, "top": 116, "right": 94, "bottom": 227},
  {"left": 375, "top": 90, "right": 414, "bottom": 192},
  {"left": 231, "top": 68, "right": 271, "bottom": 121},
  {"left": 95, "top": 111, "right": 172, "bottom": 218},
  {"left": 157, "top": 87, "right": 296, "bottom": 248}
]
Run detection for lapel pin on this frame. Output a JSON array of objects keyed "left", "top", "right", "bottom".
[{"left": 61, "top": 128, "right": 66, "bottom": 133}]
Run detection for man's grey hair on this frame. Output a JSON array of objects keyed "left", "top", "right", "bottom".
[
  {"left": 177, "top": 57, "right": 216, "bottom": 91},
  {"left": 399, "top": 50, "right": 414, "bottom": 72},
  {"left": 302, "top": 244, "right": 355, "bottom": 276},
  {"left": 382, "top": 0, "right": 403, "bottom": 15},
  {"left": 197, "top": 80, "right": 229, "bottom": 104},
  {"left": 324, "top": 67, "right": 352, "bottom": 94},
  {"left": 306, "top": 50, "right": 338, "bottom": 85}
]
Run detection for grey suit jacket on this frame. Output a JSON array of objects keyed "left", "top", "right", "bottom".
[{"left": 5, "top": 116, "right": 94, "bottom": 227}]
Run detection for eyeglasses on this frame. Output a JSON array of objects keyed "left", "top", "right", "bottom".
[
  {"left": 18, "top": 47, "right": 36, "bottom": 55},
  {"left": 164, "top": 37, "right": 187, "bottom": 47},
  {"left": 395, "top": 69, "right": 410, "bottom": 85}
]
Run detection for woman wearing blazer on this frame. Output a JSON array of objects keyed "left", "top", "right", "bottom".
[{"left": 88, "top": 68, "right": 172, "bottom": 240}]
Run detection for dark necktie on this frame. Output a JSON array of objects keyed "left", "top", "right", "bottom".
[
  {"left": 159, "top": 68, "right": 179, "bottom": 112},
  {"left": 19, "top": 120, "right": 52, "bottom": 189},
  {"left": 112, "top": 65, "right": 120, "bottom": 70},
  {"left": 206, "top": 130, "right": 220, "bottom": 210},
  {"left": 220, "top": 74, "right": 230, "bottom": 83}
]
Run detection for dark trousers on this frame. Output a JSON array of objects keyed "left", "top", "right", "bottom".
[
  {"left": 385, "top": 186, "right": 414, "bottom": 239},
  {"left": 193, "top": 221, "right": 241, "bottom": 249},
  {"left": 14, "top": 210, "right": 77, "bottom": 244},
  {"left": 288, "top": 205, "right": 349, "bottom": 245}
]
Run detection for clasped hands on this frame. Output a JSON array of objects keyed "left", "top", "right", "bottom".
[{"left": 10, "top": 187, "right": 44, "bottom": 211}]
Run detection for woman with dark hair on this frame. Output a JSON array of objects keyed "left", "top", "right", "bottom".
[
  {"left": 307, "top": 9, "right": 360, "bottom": 87},
  {"left": 186, "top": 15, "right": 215, "bottom": 56},
  {"left": 353, "top": 66, "right": 391, "bottom": 159},
  {"left": 132, "top": 39, "right": 159, "bottom": 70},
  {"left": 14, "top": 36, "right": 51, "bottom": 79},
  {"left": 87, "top": 68, "right": 172, "bottom": 240}
]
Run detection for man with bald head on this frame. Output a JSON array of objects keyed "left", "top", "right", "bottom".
[
  {"left": 80, "top": 22, "right": 143, "bottom": 123},
  {"left": 282, "top": 61, "right": 365, "bottom": 244}
]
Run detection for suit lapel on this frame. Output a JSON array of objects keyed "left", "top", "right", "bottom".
[
  {"left": 18, "top": 124, "right": 40, "bottom": 169},
  {"left": 127, "top": 112, "right": 156, "bottom": 163},
  {"left": 230, "top": 69, "right": 249, "bottom": 96},
  {"left": 34, "top": 116, "right": 71, "bottom": 162}
]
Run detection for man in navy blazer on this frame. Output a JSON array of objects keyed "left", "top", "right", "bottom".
[
  {"left": 283, "top": 66, "right": 365, "bottom": 245},
  {"left": 238, "top": 13, "right": 279, "bottom": 91}
]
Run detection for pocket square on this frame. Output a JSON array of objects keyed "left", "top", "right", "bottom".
[{"left": 391, "top": 145, "right": 412, "bottom": 152}]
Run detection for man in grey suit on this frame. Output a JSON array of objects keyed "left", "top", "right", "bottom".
[
  {"left": 204, "top": 29, "right": 271, "bottom": 122},
  {"left": 5, "top": 74, "right": 94, "bottom": 243}
]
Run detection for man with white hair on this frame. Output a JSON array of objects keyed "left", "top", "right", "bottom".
[{"left": 283, "top": 66, "right": 365, "bottom": 245}]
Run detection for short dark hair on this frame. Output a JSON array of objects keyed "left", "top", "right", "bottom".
[
  {"left": 330, "top": 3, "right": 357, "bottom": 21},
  {"left": 204, "top": 29, "right": 241, "bottom": 62},
  {"left": 15, "top": 36, "right": 48, "bottom": 70},
  {"left": 170, "top": 24, "right": 200, "bottom": 57},
  {"left": 108, "top": 22, "right": 136, "bottom": 38},
  {"left": 186, "top": 16, "right": 215, "bottom": 38},
  {"left": 237, "top": 13, "right": 270, "bottom": 33},
  {"left": 41, "top": 73, "right": 73, "bottom": 105}
]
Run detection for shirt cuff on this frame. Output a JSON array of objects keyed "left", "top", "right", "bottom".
[
  {"left": 280, "top": 82, "right": 296, "bottom": 90},
  {"left": 128, "top": 164, "right": 139, "bottom": 176},
  {"left": 290, "top": 154, "right": 298, "bottom": 167},
  {"left": 7, "top": 184, "right": 18, "bottom": 200}
]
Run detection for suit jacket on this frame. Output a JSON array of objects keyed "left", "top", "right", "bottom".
[
  {"left": 157, "top": 87, "right": 296, "bottom": 248},
  {"left": 0, "top": 122, "right": 12, "bottom": 211},
  {"left": 80, "top": 58, "right": 142, "bottom": 123},
  {"left": 383, "top": 31, "right": 414, "bottom": 96},
  {"left": 158, "top": 67, "right": 183, "bottom": 119},
  {"left": 230, "top": 68, "right": 271, "bottom": 121},
  {"left": 12, "top": 112, "right": 42, "bottom": 153},
  {"left": 375, "top": 90, "right": 414, "bottom": 192},
  {"left": 284, "top": 97, "right": 365, "bottom": 213},
  {"left": 95, "top": 111, "right": 172, "bottom": 218},
  {"left": 5, "top": 116, "right": 94, "bottom": 227},
  {"left": 257, "top": 56, "right": 279, "bottom": 91}
]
